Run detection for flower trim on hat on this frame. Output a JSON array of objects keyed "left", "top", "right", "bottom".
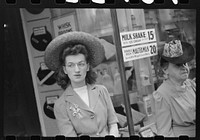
[{"left": 162, "top": 40, "right": 183, "bottom": 58}]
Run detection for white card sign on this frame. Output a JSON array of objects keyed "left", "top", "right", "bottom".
[
  {"left": 52, "top": 13, "right": 77, "bottom": 37},
  {"left": 120, "top": 29, "right": 156, "bottom": 47},
  {"left": 122, "top": 42, "right": 158, "bottom": 62}
]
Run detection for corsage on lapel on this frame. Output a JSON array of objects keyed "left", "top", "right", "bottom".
[{"left": 69, "top": 103, "right": 83, "bottom": 119}]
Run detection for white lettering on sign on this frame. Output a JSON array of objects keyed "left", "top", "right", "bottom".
[
  {"left": 46, "top": 96, "right": 59, "bottom": 104},
  {"left": 66, "top": 0, "right": 105, "bottom": 4},
  {"left": 57, "top": 22, "right": 71, "bottom": 30},
  {"left": 66, "top": 0, "right": 179, "bottom": 5},
  {"left": 58, "top": 28, "right": 73, "bottom": 36},
  {"left": 53, "top": 14, "right": 77, "bottom": 37},
  {"left": 33, "top": 26, "right": 46, "bottom": 36},
  {"left": 124, "top": 0, "right": 178, "bottom": 4},
  {"left": 65, "top": 0, "right": 78, "bottom": 3},
  {"left": 141, "top": 0, "right": 154, "bottom": 4},
  {"left": 120, "top": 29, "right": 156, "bottom": 47},
  {"left": 122, "top": 42, "right": 157, "bottom": 62},
  {"left": 92, "top": 0, "right": 105, "bottom": 4}
]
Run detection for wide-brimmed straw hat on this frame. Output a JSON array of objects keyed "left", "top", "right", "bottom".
[
  {"left": 44, "top": 31, "right": 105, "bottom": 71},
  {"left": 158, "top": 40, "right": 195, "bottom": 64}
]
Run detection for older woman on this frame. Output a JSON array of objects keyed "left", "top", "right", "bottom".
[
  {"left": 44, "top": 31, "right": 119, "bottom": 137},
  {"left": 153, "top": 40, "right": 196, "bottom": 137}
]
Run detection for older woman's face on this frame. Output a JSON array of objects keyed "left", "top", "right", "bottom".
[
  {"left": 63, "top": 53, "right": 89, "bottom": 88},
  {"left": 165, "top": 62, "right": 189, "bottom": 82},
  {"left": 125, "top": 68, "right": 133, "bottom": 80}
]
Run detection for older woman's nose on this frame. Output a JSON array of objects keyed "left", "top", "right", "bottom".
[
  {"left": 183, "top": 63, "right": 189, "bottom": 70},
  {"left": 180, "top": 64, "right": 190, "bottom": 73}
]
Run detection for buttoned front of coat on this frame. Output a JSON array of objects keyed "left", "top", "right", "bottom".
[{"left": 54, "top": 84, "right": 118, "bottom": 137}]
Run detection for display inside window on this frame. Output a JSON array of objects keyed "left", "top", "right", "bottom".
[{"left": 144, "top": 9, "right": 196, "bottom": 88}]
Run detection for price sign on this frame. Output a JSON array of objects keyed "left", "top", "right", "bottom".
[
  {"left": 46, "top": 96, "right": 59, "bottom": 104},
  {"left": 139, "top": 128, "right": 156, "bottom": 137},
  {"left": 33, "top": 26, "right": 46, "bottom": 36},
  {"left": 120, "top": 29, "right": 156, "bottom": 47},
  {"left": 30, "top": 26, "right": 52, "bottom": 51},
  {"left": 122, "top": 42, "right": 158, "bottom": 62}
]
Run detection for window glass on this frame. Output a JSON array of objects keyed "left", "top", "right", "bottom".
[{"left": 144, "top": 9, "right": 196, "bottom": 88}]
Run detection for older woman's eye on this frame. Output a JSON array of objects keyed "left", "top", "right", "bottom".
[{"left": 175, "top": 63, "right": 187, "bottom": 67}]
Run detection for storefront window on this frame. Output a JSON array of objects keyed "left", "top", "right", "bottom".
[
  {"left": 76, "top": 9, "right": 128, "bottom": 107},
  {"left": 144, "top": 9, "right": 196, "bottom": 87},
  {"left": 49, "top": 8, "right": 139, "bottom": 107},
  {"left": 20, "top": 8, "right": 196, "bottom": 136},
  {"left": 76, "top": 9, "right": 113, "bottom": 35}
]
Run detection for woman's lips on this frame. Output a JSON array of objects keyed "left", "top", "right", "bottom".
[{"left": 74, "top": 74, "right": 81, "bottom": 77}]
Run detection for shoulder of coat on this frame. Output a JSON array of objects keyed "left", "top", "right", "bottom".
[
  {"left": 185, "top": 78, "right": 196, "bottom": 87},
  {"left": 93, "top": 84, "right": 107, "bottom": 90},
  {"left": 54, "top": 92, "right": 66, "bottom": 107},
  {"left": 152, "top": 91, "right": 163, "bottom": 101},
  {"left": 184, "top": 79, "right": 191, "bottom": 85}
]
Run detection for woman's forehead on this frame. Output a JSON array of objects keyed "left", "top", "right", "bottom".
[{"left": 65, "top": 54, "right": 86, "bottom": 63}]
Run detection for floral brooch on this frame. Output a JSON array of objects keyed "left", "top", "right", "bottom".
[{"left": 69, "top": 103, "right": 83, "bottom": 119}]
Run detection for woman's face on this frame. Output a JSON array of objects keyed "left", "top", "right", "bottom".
[
  {"left": 164, "top": 62, "right": 190, "bottom": 83},
  {"left": 63, "top": 53, "right": 89, "bottom": 88},
  {"left": 125, "top": 69, "right": 132, "bottom": 80}
]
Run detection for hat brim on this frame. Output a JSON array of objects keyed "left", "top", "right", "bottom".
[
  {"left": 44, "top": 31, "right": 105, "bottom": 71},
  {"left": 159, "top": 41, "right": 195, "bottom": 64}
]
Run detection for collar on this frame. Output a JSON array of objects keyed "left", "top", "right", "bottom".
[
  {"left": 64, "top": 84, "right": 100, "bottom": 112},
  {"left": 166, "top": 79, "right": 192, "bottom": 93}
]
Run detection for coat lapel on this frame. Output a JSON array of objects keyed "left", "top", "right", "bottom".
[
  {"left": 64, "top": 84, "right": 100, "bottom": 113},
  {"left": 64, "top": 85, "right": 91, "bottom": 112},
  {"left": 88, "top": 85, "right": 100, "bottom": 110}
]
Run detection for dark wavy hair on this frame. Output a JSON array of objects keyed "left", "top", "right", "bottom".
[
  {"left": 160, "top": 57, "right": 169, "bottom": 70},
  {"left": 54, "top": 44, "right": 97, "bottom": 90}
]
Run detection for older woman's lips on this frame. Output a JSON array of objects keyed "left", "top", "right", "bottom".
[{"left": 181, "top": 71, "right": 188, "bottom": 74}]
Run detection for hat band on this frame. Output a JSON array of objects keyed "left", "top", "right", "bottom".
[{"left": 162, "top": 40, "right": 183, "bottom": 58}]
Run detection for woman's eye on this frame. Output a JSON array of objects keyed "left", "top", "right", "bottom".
[
  {"left": 79, "top": 63, "right": 85, "bottom": 67},
  {"left": 67, "top": 64, "right": 74, "bottom": 67}
]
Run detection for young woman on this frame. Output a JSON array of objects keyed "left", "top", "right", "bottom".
[
  {"left": 153, "top": 40, "right": 196, "bottom": 137},
  {"left": 44, "top": 31, "right": 119, "bottom": 137}
]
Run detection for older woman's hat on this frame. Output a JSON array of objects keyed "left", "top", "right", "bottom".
[
  {"left": 158, "top": 40, "right": 195, "bottom": 64},
  {"left": 44, "top": 31, "right": 105, "bottom": 71}
]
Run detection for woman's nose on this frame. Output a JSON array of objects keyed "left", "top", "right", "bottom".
[{"left": 74, "top": 64, "right": 80, "bottom": 72}]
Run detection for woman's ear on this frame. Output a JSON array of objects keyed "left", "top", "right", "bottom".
[
  {"left": 63, "top": 66, "right": 67, "bottom": 74},
  {"left": 161, "top": 67, "right": 168, "bottom": 79},
  {"left": 87, "top": 63, "right": 90, "bottom": 71},
  {"left": 162, "top": 67, "right": 169, "bottom": 80},
  {"left": 162, "top": 67, "right": 169, "bottom": 75}
]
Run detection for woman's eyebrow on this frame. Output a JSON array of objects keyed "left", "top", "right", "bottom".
[{"left": 66, "top": 60, "right": 86, "bottom": 63}]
